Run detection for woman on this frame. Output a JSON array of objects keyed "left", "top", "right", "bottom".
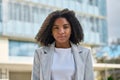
[{"left": 32, "top": 9, "right": 94, "bottom": 80}]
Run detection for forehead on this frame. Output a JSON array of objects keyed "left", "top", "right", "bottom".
[{"left": 53, "top": 17, "right": 69, "bottom": 24}]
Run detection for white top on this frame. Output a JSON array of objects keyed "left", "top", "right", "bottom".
[{"left": 51, "top": 48, "right": 75, "bottom": 80}]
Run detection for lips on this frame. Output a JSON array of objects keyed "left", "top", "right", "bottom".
[{"left": 57, "top": 36, "right": 65, "bottom": 39}]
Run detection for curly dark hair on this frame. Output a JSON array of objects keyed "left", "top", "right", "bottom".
[{"left": 35, "top": 8, "right": 84, "bottom": 46}]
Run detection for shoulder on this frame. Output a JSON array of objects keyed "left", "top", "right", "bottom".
[
  {"left": 77, "top": 45, "right": 90, "bottom": 53},
  {"left": 35, "top": 47, "right": 44, "bottom": 52},
  {"left": 33, "top": 46, "right": 47, "bottom": 60},
  {"left": 77, "top": 45, "right": 92, "bottom": 59},
  {"left": 35, "top": 42, "right": 55, "bottom": 53},
  {"left": 35, "top": 46, "right": 47, "bottom": 53},
  {"left": 77, "top": 45, "right": 92, "bottom": 63},
  {"left": 71, "top": 42, "right": 90, "bottom": 55},
  {"left": 35, "top": 45, "right": 51, "bottom": 55}
]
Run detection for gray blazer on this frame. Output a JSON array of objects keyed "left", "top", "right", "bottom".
[{"left": 31, "top": 42, "right": 94, "bottom": 80}]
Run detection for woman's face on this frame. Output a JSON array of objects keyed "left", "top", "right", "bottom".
[{"left": 52, "top": 17, "right": 71, "bottom": 45}]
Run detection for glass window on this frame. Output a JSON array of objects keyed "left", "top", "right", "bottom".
[
  {"left": 16, "top": 3, "right": 22, "bottom": 21},
  {"left": 8, "top": 2, "right": 19, "bottom": 20},
  {"left": 90, "top": 17, "right": 95, "bottom": 32},
  {"left": 98, "top": 19, "right": 107, "bottom": 44},
  {"left": 23, "top": 5, "right": 30, "bottom": 22},
  {"left": 0, "top": 0, "right": 2, "bottom": 3},
  {"left": 32, "top": 6, "right": 39, "bottom": 23},
  {"left": 13, "top": 3, "right": 17, "bottom": 20},
  {"left": 95, "top": 0, "right": 98, "bottom": 6},
  {"left": 9, "top": 40, "right": 38, "bottom": 57},
  {"left": 96, "top": 18, "right": 99, "bottom": 32},
  {"left": 102, "top": 19, "right": 107, "bottom": 44},
  {"left": 0, "top": 4, "right": 2, "bottom": 22},
  {"left": 76, "top": 0, "right": 82, "bottom": 3},
  {"left": 11, "top": 3, "right": 22, "bottom": 21},
  {"left": 39, "top": 7, "right": 47, "bottom": 22},
  {"left": 90, "top": 16, "right": 94, "bottom": 24},
  {"left": 90, "top": 16, "right": 94, "bottom": 27},
  {"left": 89, "top": 0, "right": 93, "bottom": 5},
  {"left": 0, "top": 22, "right": 2, "bottom": 33},
  {"left": 8, "top": 2, "right": 13, "bottom": 20},
  {"left": 0, "top": 6, "right": 2, "bottom": 22},
  {"left": 99, "top": 0, "right": 106, "bottom": 16}
]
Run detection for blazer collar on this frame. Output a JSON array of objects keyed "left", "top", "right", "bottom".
[{"left": 43, "top": 42, "right": 83, "bottom": 53}]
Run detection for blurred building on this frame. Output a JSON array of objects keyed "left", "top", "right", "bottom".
[{"left": 0, "top": 0, "right": 119, "bottom": 80}]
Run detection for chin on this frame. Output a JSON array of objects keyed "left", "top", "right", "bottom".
[{"left": 56, "top": 40, "right": 69, "bottom": 44}]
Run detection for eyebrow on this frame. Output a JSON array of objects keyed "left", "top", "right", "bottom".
[{"left": 53, "top": 24, "right": 70, "bottom": 26}]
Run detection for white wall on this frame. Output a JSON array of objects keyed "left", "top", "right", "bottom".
[{"left": 0, "top": 37, "right": 9, "bottom": 61}]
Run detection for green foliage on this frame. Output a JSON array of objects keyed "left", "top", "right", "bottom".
[{"left": 108, "top": 75, "right": 113, "bottom": 80}]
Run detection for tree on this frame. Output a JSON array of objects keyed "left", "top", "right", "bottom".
[{"left": 108, "top": 75, "right": 114, "bottom": 80}]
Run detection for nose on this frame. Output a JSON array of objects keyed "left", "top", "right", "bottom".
[{"left": 58, "top": 28, "right": 65, "bottom": 34}]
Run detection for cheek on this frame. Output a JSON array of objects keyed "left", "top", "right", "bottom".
[
  {"left": 52, "top": 31, "right": 57, "bottom": 38},
  {"left": 68, "top": 29, "right": 71, "bottom": 35},
  {"left": 52, "top": 30, "right": 55, "bottom": 36},
  {"left": 68, "top": 30, "right": 72, "bottom": 38}
]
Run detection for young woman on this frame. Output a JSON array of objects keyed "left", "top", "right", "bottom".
[{"left": 32, "top": 9, "right": 94, "bottom": 80}]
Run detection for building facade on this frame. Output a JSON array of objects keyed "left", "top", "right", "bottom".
[{"left": 0, "top": 0, "right": 110, "bottom": 80}]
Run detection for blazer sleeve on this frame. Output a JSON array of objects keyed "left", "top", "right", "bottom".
[
  {"left": 84, "top": 50, "right": 94, "bottom": 80},
  {"left": 31, "top": 49, "right": 42, "bottom": 80}
]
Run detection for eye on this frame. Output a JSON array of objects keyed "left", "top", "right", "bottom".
[
  {"left": 64, "top": 26, "right": 68, "bottom": 29},
  {"left": 63, "top": 25, "right": 70, "bottom": 29},
  {"left": 53, "top": 26, "right": 59, "bottom": 29}
]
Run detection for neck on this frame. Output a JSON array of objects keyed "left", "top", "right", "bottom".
[{"left": 55, "top": 41, "right": 71, "bottom": 48}]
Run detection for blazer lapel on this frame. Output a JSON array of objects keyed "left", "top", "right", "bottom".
[
  {"left": 41, "top": 43, "right": 55, "bottom": 80},
  {"left": 71, "top": 43, "right": 84, "bottom": 80}
]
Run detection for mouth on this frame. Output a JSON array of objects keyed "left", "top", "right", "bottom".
[{"left": 58, "top": 36, "right": 65, "bottom": 39}]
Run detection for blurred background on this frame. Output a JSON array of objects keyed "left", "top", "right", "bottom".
[{"left": 0, "top": 0, "right": 120, "bottom": 80}]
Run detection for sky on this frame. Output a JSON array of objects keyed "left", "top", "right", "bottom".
[{"left": 106, "top": 0, "right": 120, "bottom": 43}]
